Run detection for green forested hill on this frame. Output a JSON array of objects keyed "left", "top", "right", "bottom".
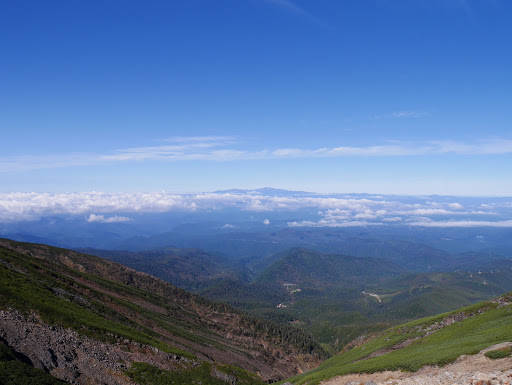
[
  {"left": 78, "top": 246, "right": 249, "bottom": 290},
  {"left": 239, "top": 248, "right": 512, "bottom": 353},
  {"left": 257, "top": 247, "right": 406, "bottom": 288}
]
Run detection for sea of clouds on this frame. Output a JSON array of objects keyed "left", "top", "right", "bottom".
[{"left": 1, "top": 191, "right": 511, "bottom": 228}]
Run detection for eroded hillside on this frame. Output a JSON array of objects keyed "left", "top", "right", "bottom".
[{"left": 0, "top": 238, "right": 326, "bottom": 384}]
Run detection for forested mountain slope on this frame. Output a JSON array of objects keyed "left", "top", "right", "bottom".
[{"left": 0, "top": 238, "right": 326, "bottom": 384}]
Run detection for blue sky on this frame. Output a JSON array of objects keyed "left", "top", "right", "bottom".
[{"left": 2, "top": 0, "right": 512, "bottom": 195}]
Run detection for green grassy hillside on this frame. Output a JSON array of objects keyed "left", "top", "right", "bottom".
[{"left": 283, "top": 293, "right": 512, "bottom": 384}]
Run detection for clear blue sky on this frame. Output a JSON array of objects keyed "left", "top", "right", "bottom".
[{"left": 2, "top": 0, "right": 512, "bottom": 195}]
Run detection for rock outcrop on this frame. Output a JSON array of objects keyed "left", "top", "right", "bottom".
[{"left": 0, "top": 309, "right": 184, "bottom": 384}]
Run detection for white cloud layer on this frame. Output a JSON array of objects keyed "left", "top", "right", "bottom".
[{"left": 0, "top": 191, "right": 510, "bottom": 228}]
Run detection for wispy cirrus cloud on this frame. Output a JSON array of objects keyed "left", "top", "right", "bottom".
[
  {"left": 104, "top": 136, "right": 237, "bottom": 161},
  {"left": 392, "top": 111, "right": 431, "bottom": 118},
  {"left": 373, "top": 110, "right": 430, "bottom": 119},
  {"left": 392, "top": 208, "right": 491, "bottom": 216},
  {"left": 265, "top": 0, "right": 333, "bottom": 29},
  {"left": 266, "top": 0, "right": 307, "bottom": 15},
  {"left": 163, "top": 136, "right": 236, "bottom": 143},
  {"left": 0, "top": 153, "right": 106, "bottom": 172},
  {"left": 133, "top": 138, "right": 512, "bottom": 157},
  {"left": 2, "top": 137, "right": 512, "bottom": 172},
  {"left": 288, "top": 219, "right": 377, "bottom": 228}
]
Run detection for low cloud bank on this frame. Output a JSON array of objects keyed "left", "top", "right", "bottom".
[{"left": 0, "top": 191, "right": 510, "bottom": 228}]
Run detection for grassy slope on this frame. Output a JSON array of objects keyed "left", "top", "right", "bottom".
[
  {"left": 0, "top": 239, "right": 326, "bottom": 383},
  {"left": 0, "top": 245, "right": 199, "bottom": 357},
  {"left": 124, "top": 361, "right": 264, "bottom": 385},
  {"left": 284, "top": 294, "right": 512, "bottom": 384}
]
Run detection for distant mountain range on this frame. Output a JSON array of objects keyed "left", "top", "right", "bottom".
[
  {"left": 213, "top": 187, "right": 313, "bottom": 196},
  {"left": 75, "top": 229, "right": 510, "bottom": 274}
]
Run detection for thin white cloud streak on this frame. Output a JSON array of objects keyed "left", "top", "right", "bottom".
[
  {"left": 116, "top": 138, "right": 512, "bottom": 158},
  {"left": 104, "top": 136, "right": 238, "bottom": 161},
  {"left": 163, "top": 136, "right": 236, "bottom": 143},
  {"left": 0, "top": 153, "right": 106, "bottom": 172},
  {"left": 87, "top": 214, "right": 131, "bottom": 223},
  {"left": 392, "top": 111, "right": 430, "bottom": 118},
  {"left": 265, "top": 0, "right": 334, "bottom": 29},
  {"left": 288, "top": 220, "right": 377, "bottom": 228},
  {"left": 373, "top": 111, "right": 430, "bottom": 120},
  {"left": 409, "top": 220, "right": 512, "bottom": 228},
  {"left": 266, "top": 0, "right": 309, "bottom": 15},
  {"left": 391, "top": 209, "right": 491, "bottom": 216},
  {"left": 382, "top": 217, "right": 403, "bottom": 222},
  {"left": 2, "top": 138, "right": 512, "bottom": 172}
]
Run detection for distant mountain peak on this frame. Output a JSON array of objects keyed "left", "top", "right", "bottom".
[{"left": 213, "top": 187, "right": 312, "bottom": 196}]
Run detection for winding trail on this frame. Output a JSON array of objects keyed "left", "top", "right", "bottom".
[{"left": 362, "top": 290, "right": 382, "bottom": 303}]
